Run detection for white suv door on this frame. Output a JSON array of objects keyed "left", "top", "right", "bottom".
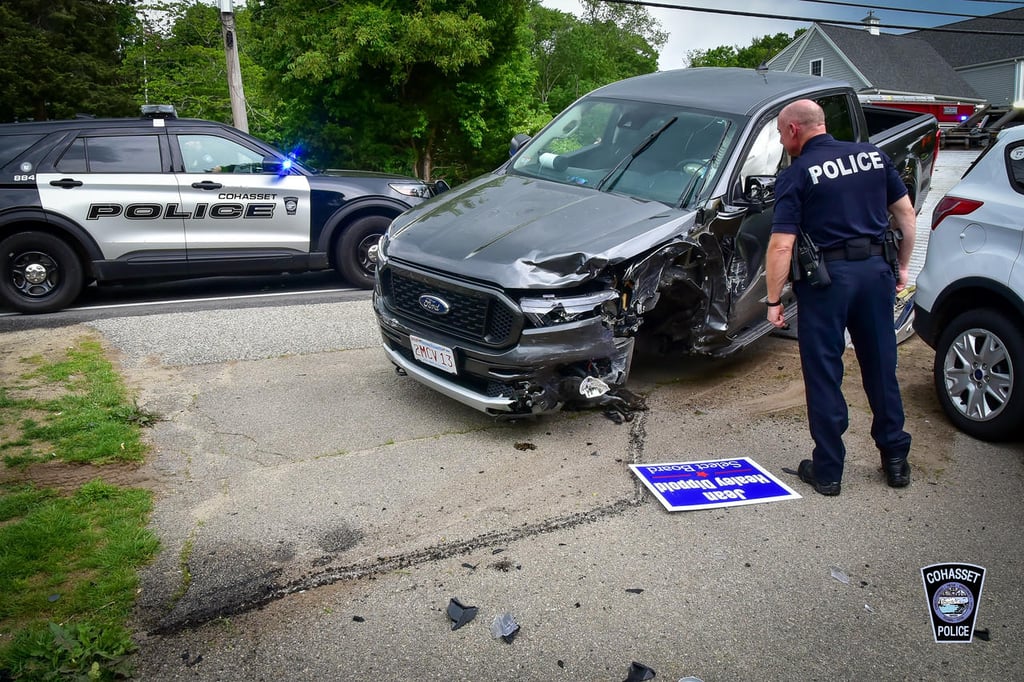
[{"left": 173, "top": 133, "right": 310, "bottom": 266}]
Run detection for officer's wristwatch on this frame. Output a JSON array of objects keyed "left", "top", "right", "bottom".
[{"left": 766, "top": 299, "right": 782, "bottom": 307}]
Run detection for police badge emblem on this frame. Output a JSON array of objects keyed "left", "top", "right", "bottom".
[{"left": 921, "top": 563, "right": 986, "bottom": 643}]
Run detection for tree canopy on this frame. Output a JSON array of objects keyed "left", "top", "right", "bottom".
[
  {"left": 686, "top": 31, "right": 803, "bottom": 69},
  {"left": 1, "top": 0, "right": 667, "bottom": 183},
  {"left": 0, "top": 0, "right": 138, "bottom": 121}
]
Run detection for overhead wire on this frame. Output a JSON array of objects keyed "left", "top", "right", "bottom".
[
  {"left": 596, "top": 0, "right": 1024, "bottom": 35},
  {"left": 799, "top": 0, "right": 1024, "bottom": 22}
]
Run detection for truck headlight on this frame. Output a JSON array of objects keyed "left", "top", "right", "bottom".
[{"left": 520, "top": 291, "right": 619, "bottom": 327}]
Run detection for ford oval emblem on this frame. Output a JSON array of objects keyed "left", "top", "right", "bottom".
[{"left": 418, "top": 294, "right": 451, "bottom": 315}]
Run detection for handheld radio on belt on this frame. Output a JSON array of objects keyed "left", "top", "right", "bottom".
[{"left": 791, "top": 230, "right": 831, "bottom": 288}]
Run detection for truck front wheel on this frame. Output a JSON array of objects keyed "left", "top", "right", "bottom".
[
  {"left": 0, "top": 231, "right": 84, "bottom": 313},
  {"left": 336, "top": 215, "right": 391, "bottom": 289}
]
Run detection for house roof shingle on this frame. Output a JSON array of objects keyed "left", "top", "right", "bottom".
[
  {"left": 909, "top": 8, "right": 1024, "bottom": 68},
  {"left": 817, "top": 24, "right": 980, "bottom": 100}
]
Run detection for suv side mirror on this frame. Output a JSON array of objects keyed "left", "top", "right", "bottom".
[
  {"left": 261, "top": 155, "right": 290, "bottom": 175},
  {"left": 432, "top": 179, "right": 451, "bottom": 195}
]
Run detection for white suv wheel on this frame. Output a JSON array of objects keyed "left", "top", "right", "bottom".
[{"left": 934, "top": 309, "right": 1024, "bottom": 441}]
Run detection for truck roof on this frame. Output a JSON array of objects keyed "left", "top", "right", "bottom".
[{"left": 590, "top": 67, "right": 850, "bottom": 117}]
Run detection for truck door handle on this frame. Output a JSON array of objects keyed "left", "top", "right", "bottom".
[
  {"left": 191, "top": 181, "right": 223, "bottom": 190},
  {"left": 49, "top": 178, "right": 83, "bottom": 189}
]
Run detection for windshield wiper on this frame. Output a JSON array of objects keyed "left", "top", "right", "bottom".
[{"left": 597, "top": 116, "right": 678, "bottom": 192}]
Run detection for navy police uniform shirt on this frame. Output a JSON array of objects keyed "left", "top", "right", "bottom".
[{"left": 772, "top": 133, "right": 908, "bottom": 248}]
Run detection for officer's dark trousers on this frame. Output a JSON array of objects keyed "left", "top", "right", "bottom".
[{"left": 794, "top": 255, "right": 912, "bottom": 484}]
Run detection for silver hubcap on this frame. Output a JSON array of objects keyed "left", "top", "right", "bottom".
[
  {"left": 943, "top": 327, "right": 1014, "bottom": 422},
  {"left": 24, "top": 262, "right": 48, "bottom": 284},
  {"left": 11, "top": 250, "right": 61, "bottom": 297}
]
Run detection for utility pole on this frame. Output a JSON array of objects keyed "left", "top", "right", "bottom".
[{"left": 219, "top": 0, "right": 248, "bottom": 132}]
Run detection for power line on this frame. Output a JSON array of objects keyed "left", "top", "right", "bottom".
[
  {"left": 800, "top": 0, "right": 1024, "bottom": 22},
  {"left": 597, "top": 0, "right": 1024, "bottom": 35}
]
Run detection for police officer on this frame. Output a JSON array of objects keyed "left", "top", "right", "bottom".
[{"left": 765, "top": 99, "right": 917, "bottom": 496}]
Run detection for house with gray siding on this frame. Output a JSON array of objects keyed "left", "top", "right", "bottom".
[{"left": 767, "top": 19, "right": 982, "bottom": 114}]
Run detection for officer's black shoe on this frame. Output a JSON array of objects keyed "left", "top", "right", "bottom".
[
  {"left": 797, "top": 459, "right": 841, "bottom": 496},
  {"left": 883, "top": 458, "right": 911, "bottom": 488}
]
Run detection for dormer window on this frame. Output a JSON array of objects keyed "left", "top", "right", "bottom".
[{"left": 810, "top": 58, "right": 823, "bottom": 76}]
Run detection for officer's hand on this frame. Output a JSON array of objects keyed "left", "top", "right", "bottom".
[
  {"left": 896, "top": 265, "right": 909, "bottom": 292},
  {"left": 767, "top": 303, "right": 786, "bottom": 328}
]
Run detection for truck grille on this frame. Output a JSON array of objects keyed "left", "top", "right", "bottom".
[{"left": 380, "top": 266, "right": 520, "bottom": 347}]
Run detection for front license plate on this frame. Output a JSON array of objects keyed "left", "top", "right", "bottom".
[{"left": 410, "top": 335, "right": 457, "bottom": 375}]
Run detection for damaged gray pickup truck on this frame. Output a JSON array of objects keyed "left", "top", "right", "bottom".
[{"left": 373, "top": 68, "right": 939, "bottom": 417}]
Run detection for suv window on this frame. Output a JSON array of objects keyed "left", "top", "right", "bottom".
[
  {"left": 0, "top": 134, "right": 44, "bottom": 168},
  {"left": 177, "top": 134, "right": 265, "bottom": 174},
  {"left": 56, "top": 135, "right": 163, "bottom": 173}
]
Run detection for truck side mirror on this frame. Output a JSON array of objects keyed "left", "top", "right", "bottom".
[
  {"left": 738, "top": 175, "right": 777, "bottom": 212},
  {"left": 509, "top": 133, "right": 532, "bottom": 157}
]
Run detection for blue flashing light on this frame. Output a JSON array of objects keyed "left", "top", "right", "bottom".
[{"left": 960, "top": 115, "right": 968, "bottom": 122}]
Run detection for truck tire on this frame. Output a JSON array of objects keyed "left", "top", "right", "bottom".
[
  {"left": 0, "top": 231, "right": 84, "bottom": 314},
  {"left": 336, "top": 215, "right": 391, "bottom": 289},
  {"left": 933, "top": 308, "right": 1024, "bottom": 442}
]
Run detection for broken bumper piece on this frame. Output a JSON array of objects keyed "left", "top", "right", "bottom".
[{"left": 374, "top": 290, "right": 636, "bottom": 417}]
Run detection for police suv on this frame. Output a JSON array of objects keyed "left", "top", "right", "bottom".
[{"left": 0, "top": 106, "right": 447, "bottom": 313}]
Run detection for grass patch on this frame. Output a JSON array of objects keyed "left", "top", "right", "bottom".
[
  {"left": 1, "top": 339, "right": 155, "bottom": 467},
  {"left": 0, "top": 337, "right": 161, "bottom": 679}
]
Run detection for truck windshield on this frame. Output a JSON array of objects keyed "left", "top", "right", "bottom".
[{"left": 510, "top": 98, "right": 736, "bottom": 206}]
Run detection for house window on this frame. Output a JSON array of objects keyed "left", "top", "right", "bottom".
[{"left": 810, "top": 59, "right": 823, "bottom": 77}]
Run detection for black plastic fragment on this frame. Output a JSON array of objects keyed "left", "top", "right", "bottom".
[
  {"left": 624, "top": 661, "right": 656, "bottom": 681},
  {"left": 975, "top": 627, "right": 991, "bottom": 641},
  {"left": 446, "top": 597, "right": 478, "bottom": 631},
  {"left": 625, "top": 588, "right": 644, "bottom": 594}
]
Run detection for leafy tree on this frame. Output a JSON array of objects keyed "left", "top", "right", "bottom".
[
  {"left": 528, "top": 0, "right": 665, "bottom": 115},
  {"left": 250, "top": 0, "right": 542, "bottom": 181},
  {"left": 686, "top": 31, "right": 803, "bottom": 69},
  {"left": 0, "top": 0, "right": 139, "bottom": 122},
  {"left": 120, "top": 2, "right": 281, "bottom": 142}
]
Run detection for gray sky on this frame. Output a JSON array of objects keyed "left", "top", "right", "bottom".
[{"left": 538, "top": 0, "right": 1024, "bottom": 70}]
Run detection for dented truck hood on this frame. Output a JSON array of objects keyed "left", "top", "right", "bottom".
[{"left": 384, "top": 173, "right": 697, "bottom": 288}]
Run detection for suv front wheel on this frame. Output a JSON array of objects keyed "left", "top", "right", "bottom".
[
  {"left": 0, "top": 231, "right": 84, "bottom": 313},
  {"left": 933, "top": 308, "right": 1024, "bottom": 442},
  {"left": 336, "top": 215, "right": 390, "bottom": 289}
]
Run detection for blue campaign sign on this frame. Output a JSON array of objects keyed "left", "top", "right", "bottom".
[{"left": 630, "top": 457, "right": 801, "bottom": 511}]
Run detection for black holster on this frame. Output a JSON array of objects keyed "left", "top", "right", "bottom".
[
  {"left": 883, "top": 228, "right": 903, "bottom": 278},
  {"left": 791, "top": 231, "right": 831, "bottom": 288}
]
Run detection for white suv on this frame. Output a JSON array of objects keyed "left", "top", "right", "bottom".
[{"left": 914, "top": 126, "right": 1024, "bottom": 442}]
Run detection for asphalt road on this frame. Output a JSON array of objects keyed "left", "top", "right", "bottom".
[
  {"left": 8, "top": 148, "right": 1021, "bottom": 680},
  {"left": 106, "top": 300, "right": 1020, "bottom": 682}
]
